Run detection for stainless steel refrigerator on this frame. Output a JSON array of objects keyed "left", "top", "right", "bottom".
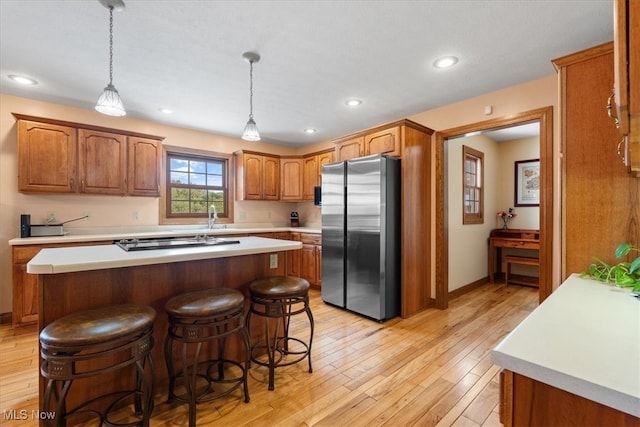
[{"left": 321, "top": 154, "right": 400, "bottom": 321}]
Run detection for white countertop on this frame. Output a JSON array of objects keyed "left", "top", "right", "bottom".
[
  {"left": 9, "top": 226, "right": 321, "bottom": 246},
  {"left": 27, "top": 236, "right": 302, "bottom": 274},
  {"left": 491, "top": 274, "right": 640, "bottom": 417}
]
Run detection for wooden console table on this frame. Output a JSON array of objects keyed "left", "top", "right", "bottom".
[{"left": 488, "top": 228, "right": 540, "bottom": 284}]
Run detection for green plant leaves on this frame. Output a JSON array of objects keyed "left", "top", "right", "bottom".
[{"left": 582, "top": 243, "right": 640, "bottom": 290}]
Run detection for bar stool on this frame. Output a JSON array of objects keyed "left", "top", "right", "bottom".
[
  {"left": 247, "top": 276, "right": 314, "bottom": 390},
  {"left": 164, "top": 288, "right": 250, "bottom": 427},
  {"left": 39, "top": 304, "right": 156, "bottom": 427}
]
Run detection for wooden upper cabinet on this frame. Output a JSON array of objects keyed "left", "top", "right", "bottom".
[
  {"left": 78, "top": 129, "right": 127, "bottom": 195},
  {"left": 365, "top": 126, "right": 401, "bottom": 157},
  {"left": 334, "top": 125, "right": 402, "bottom": 161},
  {"left": 281, "top": 157, "right": 304, "bottom": 201},
  {"left": 14, "top": 114, "right": 164, "bottom": 196},
  {"left": 17, "top": 120, "right": 77, "bottom": 193},
  {"left": 128, "top": 137, "right": 161, "bottom": 196},
  {"left": 235, "top": 151, "right": 280, "bottom": 200},
  {"left": 335, "top": 136, "right": 364, "bottom": 161},
  {"left": 613, "top": 0, "right": 639, "bottom": 176}
]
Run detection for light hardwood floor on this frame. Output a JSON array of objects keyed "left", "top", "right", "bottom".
[{"left": 0, "top": 283, "right": 538, "bottom": 427}]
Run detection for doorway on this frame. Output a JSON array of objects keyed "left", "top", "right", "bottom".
[{"left": 434, "top": 107, "right": 553, "bottom": 309}]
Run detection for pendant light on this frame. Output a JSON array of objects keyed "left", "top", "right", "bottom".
[
  {"left": 241, "top": 52, "right": 261, "bottom": 141},
  {"left": 95, "top": 0, "right": 126, "bottom": 116}
]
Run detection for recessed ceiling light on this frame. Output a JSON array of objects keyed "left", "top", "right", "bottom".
[
  {"left": 158, "top": 108, "right": 173, "bottom": 114},
  {"left": 8, "top": 74, "right": 38, "bottom": 85},
  {"left": 304, "top": 128, "right": 317, "bottom": 134},
  {"left": 345, "top": 99, "right": 362, "bottom": 107},
  {"left": 433, "top": 56, "right": 459, "bottom": 69}
]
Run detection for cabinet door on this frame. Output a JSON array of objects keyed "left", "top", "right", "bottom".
[
  {"left": 12, "top": 264, "right": 38, "bottom": 325},
  {"left": 262, "top": 155, "right": 280, "bottom": 200},
  {"left": 302, "top": 156, "right": 318, "bottom": 201},
  {"left": 78, "top": 129, "right": 126, "bottom": 195},
  {"left": 280, "top": 158, "right": 304, "bottom": 201},
  {"left": 17, "top": 120, "right": 77, "bottom": 193},
  {"left": 128, "top": 137, "right": 161, "bottom": 196},
  {"left": 317, "top": 150, "right": 334, "bottom": 182},
  {"left": 300, "top": 243, "right": 317, "bottom": 285},
  {"left": 315, "top": 245, "right": 322, "bottom": 287},
  {"left": 243, "top": 153, "right": 263, "bottom": 199},
  {"left": 364, "top": 126, "right": 401, "bottom": 157},
  {"left": 336, "top": 136, "right": 364, "bottom": 161},
  {"left": 287, "top": 232, "right": 302, "bottom": 277}
]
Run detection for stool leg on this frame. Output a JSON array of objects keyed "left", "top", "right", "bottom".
[
  {"left": 216, "top": 327, "right": 226, "bottom": 380},
  {"left": 133, "top": 354, "right": 154, "bottom": 427},
  {"left": 43, "top": 379, "right": 71, "bottom": 427},
  {"left": 305, "top": 302, "right": 314, "bottom": 374},
  {"left": 240, "top": 321, "right": 251, "bottom": 403},
  {"left": 183, "top": 341, "right": 202, "bottom": 427},
  {"left": 265, "top": 315, "right": 280, "bottom": 391},
  {"left": 164, "top": 329, "right": 176, "bottom": 403}
]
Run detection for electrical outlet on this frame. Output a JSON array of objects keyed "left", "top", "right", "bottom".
[
  {"left": 269, "top": 253, "right": 278, "bottom": 269},
  {"left": 132, "top": 211, "right": 140, "bottom": 221},
  {"left": 46, "top": 212, "right": 57, "bottom": 224},
  {"left": 82, "top": 211, "right": 90, "bottom": 221}
]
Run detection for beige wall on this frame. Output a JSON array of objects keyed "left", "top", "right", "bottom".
[{"left": 1, "top": 74, "right": 559, "bottom": 315}]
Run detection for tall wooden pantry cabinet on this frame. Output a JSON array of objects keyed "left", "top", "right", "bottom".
[{"left": 553, "top": 42, "right": 640, "bottom": 278}]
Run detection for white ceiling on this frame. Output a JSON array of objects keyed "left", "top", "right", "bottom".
[{"left": 0, "top": 0, "right": 613, "bottom": 147}]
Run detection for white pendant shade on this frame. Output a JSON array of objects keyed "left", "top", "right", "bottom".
[
  {"left": 95, "top": 83, "right": 126, "bottom": 116},
  {"left": 241, "top": 52, "right": 260, "bottom": 141},
  {"left": 96, "top": 3, "right": 126, "bottom": 117},
  {"left": 242, "top": 117, "right": 260, "bottom": 141}
]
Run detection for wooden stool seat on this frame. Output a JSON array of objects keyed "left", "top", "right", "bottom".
[
  {"left": 166, "top": 288, "right": 245, "bottom": 319},
  {"left": 247, "top": 276, "right": 314, "bottom": 391},
  {"left": 40, "top": 304, "right": 155, "bottom": 348},
  {"left": 249, "top": 276, "right": 310, "bottom": 299},
  {"left": 164, "top": 288, "right": 250, "bottom": 427},
  {"left": 39, "top": 304, "right": 156, "bottom": 427}
]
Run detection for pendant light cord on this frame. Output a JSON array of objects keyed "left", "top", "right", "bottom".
[
  {"left": 108, "top": 6, "right": 114, "bottom": 86},
  {"left": 248, "top": 60, "right": 254, "bottom": 119}
]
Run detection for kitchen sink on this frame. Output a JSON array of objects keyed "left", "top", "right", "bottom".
[{"left": 116, "top": 236, "right": 240, "bottom": 251}]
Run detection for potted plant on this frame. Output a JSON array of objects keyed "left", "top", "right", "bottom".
[{"left": 581, "top": 243, "right": 640, "bottom": 293}]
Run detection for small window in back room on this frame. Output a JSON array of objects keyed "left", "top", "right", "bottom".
[{"left": 462, "top": 145, "right": 484, "bottom": 225}]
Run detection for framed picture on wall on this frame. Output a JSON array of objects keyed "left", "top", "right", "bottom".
[{"left": 514, "top": 158, "right": 540, "bottom": 206}]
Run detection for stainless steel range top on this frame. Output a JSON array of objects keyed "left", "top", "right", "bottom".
[{"left": 115, "top": 236, "right": 241, "bottom": 251}]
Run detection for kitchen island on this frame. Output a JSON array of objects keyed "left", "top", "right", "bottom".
[
  {"left": 27, "top": 236, "right": 302, "bottom": 418},
  {"left": 491, "top": 274, "right": 640, "bottom": 426}
]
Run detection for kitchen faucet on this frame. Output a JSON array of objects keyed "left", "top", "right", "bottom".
[{"left": 208, "top": 204, "right": 218, "bottom": 229}]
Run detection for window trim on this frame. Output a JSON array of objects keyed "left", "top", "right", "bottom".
[
  {"left": 160, "top": 145, "right": 234, "bottom": 225},
  {"left": 462, "top": 145, "right": 484, "bottom": 225}
]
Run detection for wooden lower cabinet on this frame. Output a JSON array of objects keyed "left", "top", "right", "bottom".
[
  {"left": 11, "top": 241, "right": 110, "bottom": 326},
  {"left": 287, "top": 232, "right": 321, "bottom": 287},
  {"left": 500, "top": 370, "right": 640, "bottom": 426}
]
